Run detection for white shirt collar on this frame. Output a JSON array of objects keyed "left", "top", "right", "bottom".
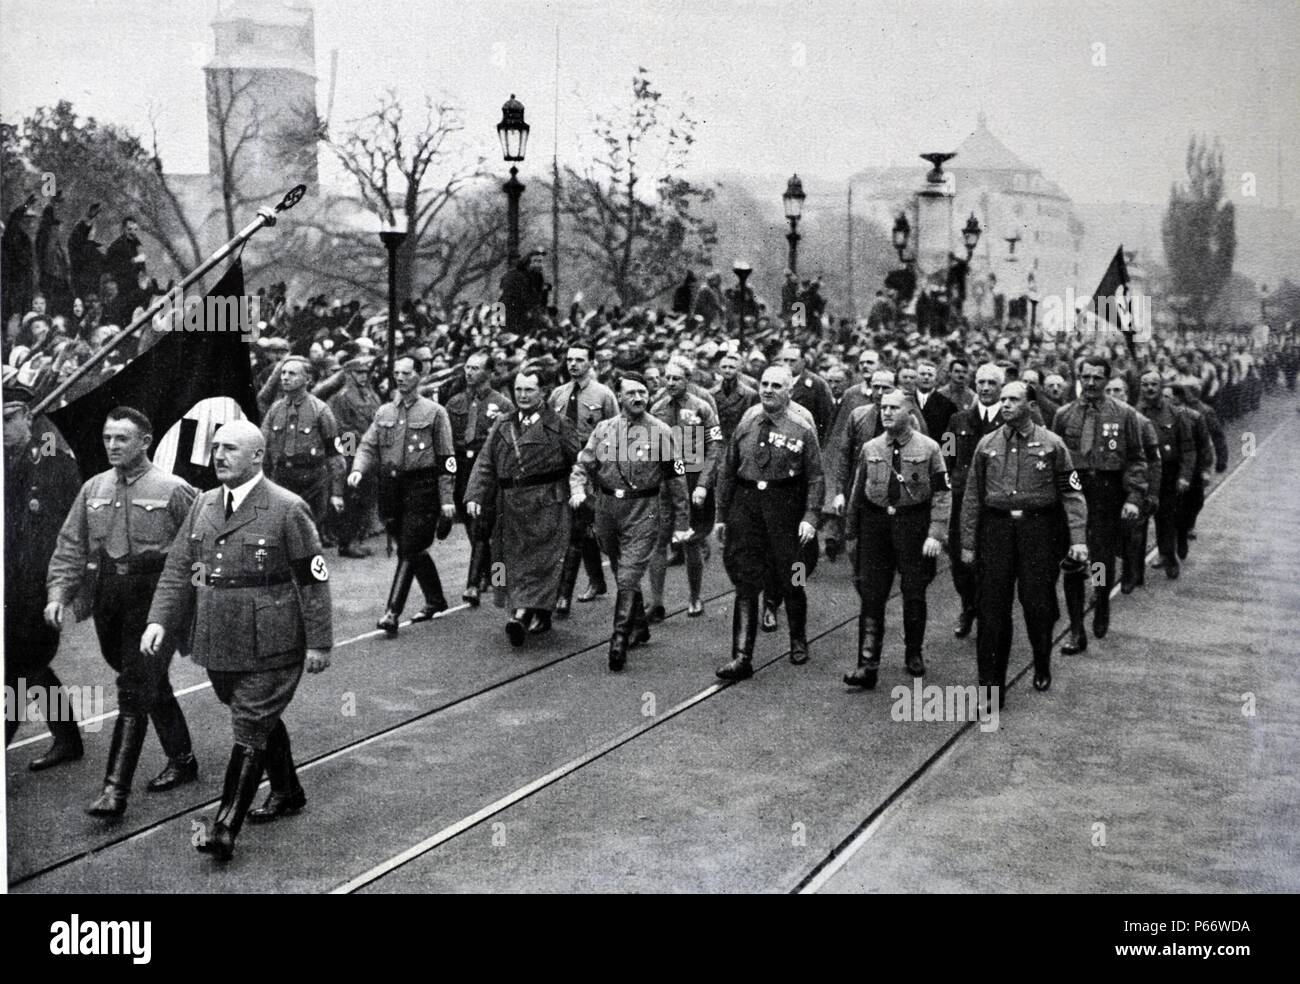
[
  {"left": 916, "top": 391, "right": 929, "bottom": 408},
  {"left": 223, "top": 472, "right": 264, "bottom": 514},
  {"left": 980, "top": 404, "right": 997, "bottom": 424}
]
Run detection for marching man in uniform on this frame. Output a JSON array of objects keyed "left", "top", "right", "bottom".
[
  {"left": 261, "top": 355, "right": 345, "bottom": 535},
  {"left": 446, "top": 351, "right": 514, "bottom": 606},
  {"left": 570, "top": 372, "right": 691, "bottom": 671},
  {"left": 714, "top": 365, "right": 824, "bottom": 681},
  {"left": 647, "top": 356, "right": 723, "bottom": 620},
  {"left": 348, "top": 355, "right": 457, "bottom": 635},
  {"left": 962, "top": 382, "right": 1088, "bottom": 703},
  {"left": 1051, "top": 356, "right": 1147, "bottom": 652},
  {"left": 4, "top": 384, "right": 83, "bottom": 769},
  {"left": 842, "top": 390, "right": 949, "bottom": 689},
  {"left": 550, "top": 342, "right": 617, "bottom": 615},
  {"left": 142, "top": 420, "right": 332, "bottom": 861},
  {"left": 46, "top": 406, "right": 200, "bottom": 817},
  {"left": 465, "top": 369, "right": 579, "bottom": 646}
]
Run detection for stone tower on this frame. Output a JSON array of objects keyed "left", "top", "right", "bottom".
[{"left": 205, "top": 1, "right": 319, "bottom": 202}]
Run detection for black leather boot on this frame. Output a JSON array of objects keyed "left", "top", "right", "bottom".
[
  {"left": 608, "top": 590, "right": 635, "bottom": 671},
  {"left": 463, "top": 541, "right": 490, "bottom": 606},
  {"left": 411, "top": 553, "right": 449, "bottom": 620},
  {"left": 903, "top": 597, "right": 927, "bottom": 676},
  {"left": 147, "top": 694, "right": 197, "bottom": 792},
  {"left": 554, "top": 545, "right": 583, "bottom": 616},
  {"left": 378, "top": 559, "right": 416, "bottom": 635},
  {"left": 1060, "top": 572, "right": 1088, "bottom": 655},
  {"left": 1092, "top": 586, "right": 1111, "bottom": 639},
  {"left": 844, "top": 610, "right": 881, "bottom": 688},
  {"left": 1031, "top": 625, "right": 1053, "bottom": 691},
  {"left": 86, "top": 713, "right": 147, "bottom": 818},
  {"left": 787, "top": 589, "right": 809, "bottom": 665},
  {"left": 197, "top": 743, "right": 265, "bottom": 862},
  {"left": 716, "top": 593, "right": 758, "bottom": 681},
  {"left": 26, "top": 669, "right": 84, "bottom": 771},
  {"left": 28, "top": 713, "right": 84, "bottom": 772},
  {"left": 630, "top": 592, "right": 651, "bottom": 647},
  {"left": 247, "top": 721, "right": 305, "bottom": 824}
]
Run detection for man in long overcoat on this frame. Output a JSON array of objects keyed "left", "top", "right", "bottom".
[{"left": 465, "top": 369, "right": 581, "bottom": 647}]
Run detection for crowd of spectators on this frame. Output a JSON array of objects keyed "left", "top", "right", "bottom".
[{"left": 4, "top": 191, "right": 1298, "bottom": 429}]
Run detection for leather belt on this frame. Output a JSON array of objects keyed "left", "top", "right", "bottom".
[
  {"left": 500, "top": 468, "right": 569, "bottom": 490},
  {"left": 862, "top": 499, "right": 928, "bottom": 516},
  {"left": 205, "top": 572, "right": 292, "bottom": 590},
  {"left": 983, "top": 503, "right": 1056, "bottom": 519},
  {"left": 598, "top": 482, "right": 659, "bottom": 500},
  {"left": 736, "top": 475, "right": 802, "bottom": 491},
  {"left": 94, "top": 554, "right": 167, "bottom": 576},
  {"left": 383, "top": 465, "right": 446, "bottom": 481}
]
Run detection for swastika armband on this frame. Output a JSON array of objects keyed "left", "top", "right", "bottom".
[{"left": 292, "top": 554, "right": 330, "bottom": 585}]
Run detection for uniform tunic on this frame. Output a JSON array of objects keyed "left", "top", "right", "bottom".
[
  {"left": 548, "top": 375, "right": 618, "bottom": 443},
  {"left": 328, "top": 377, "right": 382, "bottom": 545},
  {"left": 465, "top": 404, "right": 579, "bottom": 610},
  {"left": 846, "top": 429, "right": 950, "bottom": 612},
  {"left": 1052, "top": 396, "right": 1148, "bottom": 583},
  {"left": 960, "top": 420, "right": 1087, "bottom": 691},
  {"left": 446, "top": 385, "right": 514, "bottom": 533},
  {"left": 716, "top": 403, "right": 824, "bottom": 595},
  {"left": 1138, "top": 397, "right": 1196, "bottom": 560},
  {"left": 47, "top": 461, "right": 197, "bottom": 715},
  {"left": 4, "top": 437, "right": 79, "bottom": 678},
  {"left": 711, "top": 378, "right": 759, "bottom": 441},
  {"left": 649, "top": 389, "right": 723, "bottom": 541},
  {"left": 147, "top": 476, "right": 332, "bottom": 748},
  {"left": 262, "top": 391, "right": 345, "bottom": 529},
  {"left": 571, "top": 413, "right": 690, "bottom": 592},
  {"left": 353, "top": 393, "right": 456, "bottom": 557}
]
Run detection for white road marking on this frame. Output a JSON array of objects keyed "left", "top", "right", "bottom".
[
  {"left": 7, "top": 604, "right": 470, "bottom": 749},
  {"left": 332, "top": 683, "right": 725, "bottom": 893}
]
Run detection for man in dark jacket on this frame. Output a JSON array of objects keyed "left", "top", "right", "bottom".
[
  {"left": 4, "top": 386, "right": 84, "bottom": 768},
  {"left": 104, "top": 217, "right": 145, "bottom": 295}
]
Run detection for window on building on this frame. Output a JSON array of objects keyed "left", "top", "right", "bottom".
[{"left": 237, "top": 26, "right": 254, "bottom": 45}]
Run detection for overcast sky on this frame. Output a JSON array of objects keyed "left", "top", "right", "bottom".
[{"left": 2, "top": 0, "right": 1297, "bottom": 211}]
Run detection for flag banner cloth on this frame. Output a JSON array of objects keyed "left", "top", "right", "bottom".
[{"left": 49, "top": 261, "right": 259, "bottom": 490}]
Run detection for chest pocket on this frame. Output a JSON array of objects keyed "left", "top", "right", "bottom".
[
  {"left": 86, "top": 496, "right": 114, "bottom": 541},
  {"left": 242, "top": 538, "right": 284, "bottom": 575},
  {"left": 863, "top": 454, "right": 889, "bottom": 494},
  {"left": 377, "top": 419, "right": 398, "bottom": 447},
  {"left": 581, "top": 403, "right": 604, "bottom": 430},
  {"left": 901, "top": 451, "right": 932, "bottom": 501},
  {"left": 130, "top": 498, "right": 172, "bottom": 546}
]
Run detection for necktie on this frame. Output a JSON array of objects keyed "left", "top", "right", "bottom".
[
  {"left": 225, "top": 490, "right": 234, "bottom": 521},
  {"left": 888, "top": 442, "right": 902, "bottom": 504},
  {"left": 566, "top": 384, "right": 580, "bottom": 423},
  {"left": 465, "top": 398, "right": 478, "bottom": 445},
  {"left": 1080, "top": 405, "right": 1096, "bottom": 459},
  {"left": 285, "top": 406, "right": 299, "bottom": 457}
]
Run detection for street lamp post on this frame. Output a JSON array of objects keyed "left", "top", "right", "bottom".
[
  {"left": 378, "top": 214, "right": 408, "bottom": 385},
  {"left": 962, "top": 212, "right": 982, "bottom": 261},
  {"left": 497, "top": 94, "right": 530, "bottom": 265},
  {"left": 892, "top": 212, "right": 911, "bottom": 264},
  {"left": 783, "top": 174, "right": 806, "bottom": 274},
  {"left": 733, "top": 261, "right": 753, "bottom": 342}
]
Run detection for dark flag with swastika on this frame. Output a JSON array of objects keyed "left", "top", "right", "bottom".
[
  {"left": 48, "top": 261, "right": 260, "bottom": 490},
  {"left": 1090, "top": 246, "right": 1137, "bottom": 357}
]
